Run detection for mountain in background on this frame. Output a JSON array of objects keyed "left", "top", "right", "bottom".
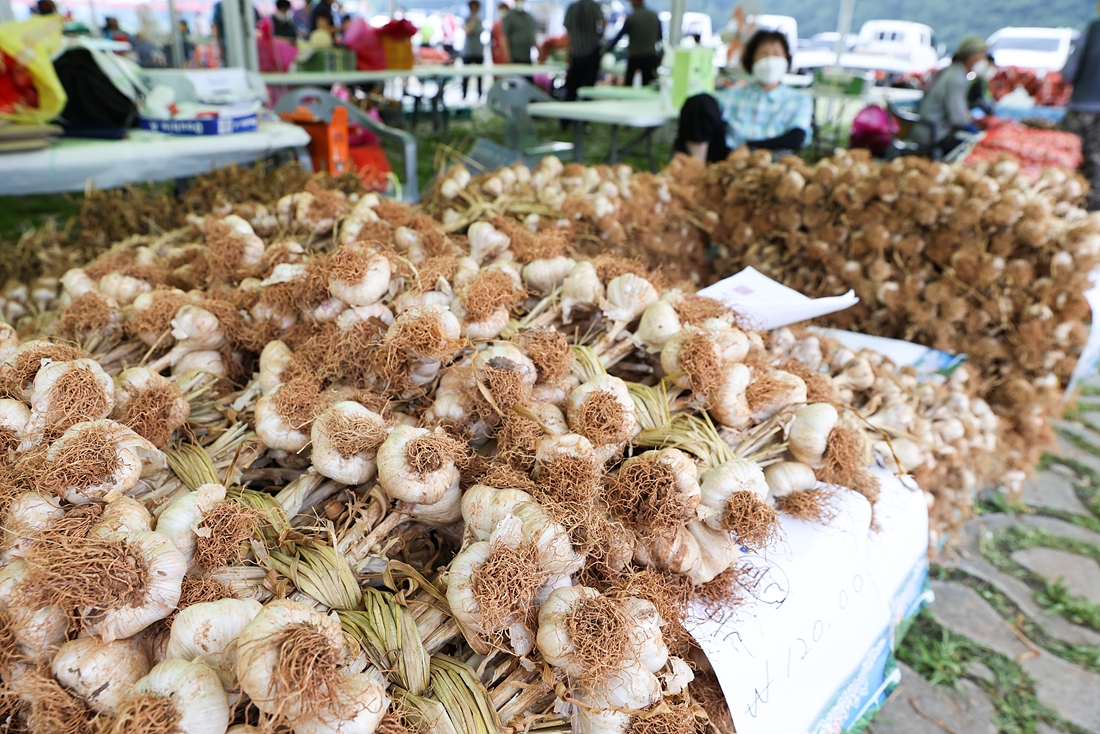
[{"left": 687, "top": 0, "right": 1093, "bottom": 50}]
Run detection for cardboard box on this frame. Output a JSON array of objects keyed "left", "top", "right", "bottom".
[{"left": 138, "top": 111, "right": 259, "bottom": 135}]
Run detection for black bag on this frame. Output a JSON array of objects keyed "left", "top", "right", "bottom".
[{"left": 53, "top": 48, "right": 137, "bottom": 130}]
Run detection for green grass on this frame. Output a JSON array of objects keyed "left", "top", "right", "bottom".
[
  {"left": 0, "top": 194, "right": 82, "bottom": 245},
  {"left": 382, "top": 108, "right": 677, "bottom": 193},
  {"left": 897, "top": 609, "right": 1085, "bottom": 734}
]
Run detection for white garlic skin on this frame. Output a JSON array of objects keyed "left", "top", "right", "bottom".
[
  {"left": 699, "top": 459, "right": 769, "bottom": 529},
  {"left": 560, "top": 261, "right": 604, "bottom": 323},
  {"left": 166, "top": 598, "right": 263, "bottom": 689},
  {"left": 131, "top": 658, "right": 230, "bottom": 734},
  {"left": 258, "top": 340, "right": 294, "bottom": 395},
  {"left": 634, "top": 299, "right": 682, "bottom": 354},
  {"left": 92, "top": 531, "right": 187, "bottom": 642},
  {"left": 764, "top": 461, "right": 818, "bottom": 498},
  {"left": 523, "top": 256, "right": 576, "bottom": 296},
  {"left": 329, "top": 251, "right": 392, "bottom": 307},
  {"left": 376, "top": 425, "right": 461, "bottom": 505},
  {"left": 310, "top": 401, "right": 387, "bottom": 485},
  {"left": 155, "top": 483, "right": 227, "bottom": 564},
  {"left": 286, "top": 672, "right": 390, "bottom": 734},
  {"left": 51, "top": 636, "right": 151, "bottom": 713},
  {"left": 601, "top": 273, "right": 659, "bottom": 323},
  {"left": 45, "top": 420, "right": 165, "bottom": 504},
  {"left": 255, "top": 387, "right": 312, "bottom": 453},
  {"left": 788, "top": 403, "right": 840, "bottom": 466}
]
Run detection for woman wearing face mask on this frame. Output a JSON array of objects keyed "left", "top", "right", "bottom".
[
  {"left": 966, "top": 53, "right": 997, "bottom": 117},
  {"left": 675, "top": 30, "right": 812, "bottom": 163},
  {"left": 917, "top": 37, "right": 989, "bottom": 158}
]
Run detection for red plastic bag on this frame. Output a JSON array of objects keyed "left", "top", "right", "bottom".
[
  {"left": 343, "top": 18, "right": 385, "bottom": 70},
  {"left": 849, "top": 105, "right": 898, "bottom": 155}
]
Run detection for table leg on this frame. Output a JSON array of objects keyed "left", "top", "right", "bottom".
[
  {"left": 572, "top": 120, "right": 584, "bottom": 162},
  {"left": 609, "top": 125, "right": 620, "bottom": 165},
  {"left": 645, "top": 128, "right": 655, "bottom": 172}
]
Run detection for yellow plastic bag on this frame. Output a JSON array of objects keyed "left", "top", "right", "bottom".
[{"left": 0, "top": 15, "right": 66, "bottom": 123}]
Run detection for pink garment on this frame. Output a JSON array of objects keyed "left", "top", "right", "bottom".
[{"left": 850, "top": 105, "right": 898, "bottom": 155}]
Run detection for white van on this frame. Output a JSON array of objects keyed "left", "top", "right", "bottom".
[
  {"left": 851, "top": 20, "right": 941, "bottom": 70},
  {"left": 986, "top": 27, "right": 1080, "bottom": 74}
]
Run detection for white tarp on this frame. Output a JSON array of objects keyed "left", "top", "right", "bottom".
[{"left": 687, "top": 468, "right": 930, "bottom": 734}]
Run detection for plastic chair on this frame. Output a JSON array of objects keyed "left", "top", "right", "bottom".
[
  {"left": 274, "top": 87, "right": 420, "bottom": 202},
  {"left": 486, "top": 76, "right": 573, "bottom": 158},
  {"left": 886, "top": 100, "right": 937, "bottom": 159}
]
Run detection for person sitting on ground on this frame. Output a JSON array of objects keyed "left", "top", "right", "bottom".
[
  {"left": 674, "top": 29, "right": 812, "bottom": 163},
  {"left": 917, "top": 37, "right": 991, "bottom": 157}
]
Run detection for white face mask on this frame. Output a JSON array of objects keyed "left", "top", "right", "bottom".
[
  {"left": 752, "top": 55, "right": 787, "bottom": 86},
  {"left": 972, "top": 58, "right": 993, "bottom": 80}
]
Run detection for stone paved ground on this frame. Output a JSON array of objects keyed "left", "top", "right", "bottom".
[{"left": 866, "top": 376, "right": 1100, "bottom": 734}]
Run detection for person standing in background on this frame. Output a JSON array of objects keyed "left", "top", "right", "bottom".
[
  {"left": 461, "top": 0, "right": 485, "bottom": 99},
  {"left": 502, "top": 0, "right": 537, "bottom": 64},
  {"left": 563, "top": 0, "right": 604, "bottom": 101},
  {"left": 491, "top": 2, "right": 509, "bottom": 62},
  {"left": 311, "top": 0, "right": 335, "bottom": 32},
  {"left": 1061, "top": 3, "right": 1100, "bottom": 210},
  {"left": 604, "top": 0, "right": 660, "bottom": 86},
  {"left": 272, "top": 0, "right": 297, "bottom": 39}
]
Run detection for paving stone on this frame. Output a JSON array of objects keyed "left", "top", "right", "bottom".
[
  {"left": 1021, "top": 515, "right": 1100, "bottom": 548},
  {"left": 1011, "top": 547, "right": 1100, "bottom": 605},
  {"left": 1054, "top": 433, "right": 1100, "bottom": 479},
  {"left": 929, "top": 580, "right": 1030, "bottom": 658},
  {"left": 1021, "top": 470, "right": 1090, "bottom": 515},
  {"left": 867, "top": 662, "right": 996, "bottom": 734},
  {"left": 1022, "top": 652, "right": 1100, "bottom": 733},
  {"left": 965, "top": 660, "right": 996, "bottom": 684},
  {"left": 941, "top": 518, "right": 1100, "bottom": 648}
]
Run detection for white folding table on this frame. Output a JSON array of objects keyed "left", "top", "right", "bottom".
[
  {"left": 0, "top": 121, "right": 311, "bottom": 196},
  {"left": 525, "top": 99, "right": 678, "bottom": 169},
  {"left": 261, "top": 63, "right": 566, "bottom": 86}
]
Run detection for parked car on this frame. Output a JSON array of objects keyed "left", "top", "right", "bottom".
[{"left": 987, "top": 26, "right": 1080, "bottom": 74}]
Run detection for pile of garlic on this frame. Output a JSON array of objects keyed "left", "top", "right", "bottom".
[
  {"left": 0, "top": 160, "right": 984, "bottom": 734},
  {"left": 702, "top": 148, "right": 1097, "bottom": 477},
  {"left": 424, "top": 155, "right": 716, "bottom": 289}
]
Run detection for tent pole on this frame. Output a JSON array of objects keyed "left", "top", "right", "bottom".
[
  {"left": 668, "top": 0, "right": 684, "bottom": 48},
  {"left": 0, "top": 0, "right": 13, "bottom": 23},
  {"left": 242, "top": 0, "right": 260, "bottom": 71},
  {"left": 167, "top": 0, "right": 186, "bottom": 67},
  {"left": 222, "top": 0, "right": 245, "bottom": 67},
  {"left": 833, "top": 0, "right": 855, "bottom": 66}
]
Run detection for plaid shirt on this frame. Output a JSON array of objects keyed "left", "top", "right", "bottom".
[{"left": 719, "top": 81, "right": 813, "bottom": 149}]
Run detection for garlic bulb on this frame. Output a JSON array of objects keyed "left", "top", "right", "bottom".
[
  {"left": 560, "top": 261, "right": 604, "bottom": 323},
  {"left": 764, "top": 461, "right": 818, "bottom": 498},
  {"left": 112, "top": 367, "right": 191, "bottom": 448},
  {"left": 121, "top": 658, "right": 230, "bottom": 734},
  {"left": 788, "top": 403, "right": 840, "bottom": 466},
  {"left": 166, "top": 598, "right": 263, "bottom": 688},
  {"left": 600, "top": 273, "right": 658, "bottom": 324},
  {"left": 460, "top": 485, "right": 536, "bottom": 541},
  {"left": 634, "top": 298, "right": 682, "bottom": 353},
  {"left": 0, "top": 559, "right": 68, "bottom": 661},
  {"left": 747, "top": 369, "right": 808, "bottom": 422},
  {"left": 287, "top": 673, "right": 390, "bottom": 734},
  {"left": 310, "top": 401, "right": 387, "bottom": 485},
  {"left": 40, "top": 419, "right": 165, "bottom": 504},
  {"left": 52, "top": 636, "right": 151, "bottom": 713},
  {"left": 377, "top": 425, "right": 461, "bottom": 504},
  {"left": 708, "top": 363, "right": 752, "bottom": 429},
  {"left": 155, "top": 483, "right": 227, "bottom": 565},
  {"left": 258, "top": 340, "right": 294, "bottom": 395},
  {"left": 566, "top": 374, "right": 639, "bottom": 458},
  {"left": 2, "top": 491, "right": 62, "bottom": 557},
  {"left": 699, "top": 459, "right": 769, "bottom": 527},
  {"left": 255, "top": 384, "right": 313, "bottom": 453},
  {"left": 90, "top": 496, "right": 153, "bottom": 537},
  {"left": 99, "top": 271, "right": 151, "bottom": 305},
  {"left": 467, "top": 221, "right": 512, "bottom": 263},
  {"left": 329, "top": 248, "right": 392, "bottom": 307},
  {"left": 92, "top": 531, "right": 187, "bottom": 641},
  {"left": 26, "top": 357, "right": 116, "bottom": 436},
  {"left": 522, "top": 256, "right": 575, "bottom": 296}
]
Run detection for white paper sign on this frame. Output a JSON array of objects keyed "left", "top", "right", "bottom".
[
  {"left": 696, "top": 267, "right": 859, "bottom": 331},
  {"left": 687, "top": 470, "right": 929, "bottom": 734},
  {"left": 1064, "top": 267, "right": 1100, "bottom": 403}
]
